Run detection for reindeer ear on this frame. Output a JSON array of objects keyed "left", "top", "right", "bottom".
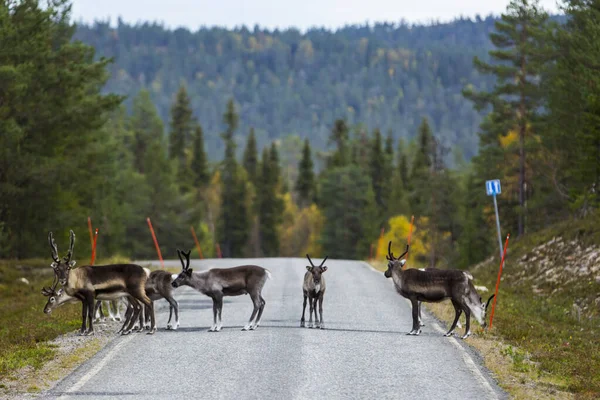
[
  {"left": 322, "top": 266, "right": 328, "bottom": 272},
  {"left": 187, "top": 268, "right": 193, "bottom": 274},
  {"left": 68, "top": 260, "right": 76, "bottom": 268},
  {"left": 306, "top": 266, "right": 312, "bottom": 271}
]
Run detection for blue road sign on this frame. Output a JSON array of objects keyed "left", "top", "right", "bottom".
[{"left": 486, "top": 179, "right": 501, "bottom": 196}]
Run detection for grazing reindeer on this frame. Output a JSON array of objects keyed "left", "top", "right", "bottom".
[
  {"left": 42, "top": 281, "right": 143, "bottom": 335},
  {"left": 47, "top": 230, "right": 155, "bottom": 335},
  {"left": 171, "top": 249, "right": 271, "bottom": 332},
  {"left": 300, "top": 254, "right": 328, "bottom": 329},
  {"left": 384, "top": 241, "right": 495, "bottom": 339}
]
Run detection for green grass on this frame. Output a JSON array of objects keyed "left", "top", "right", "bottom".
[{"left": 0, "top": 257, "right": 129, "bottom": 378}]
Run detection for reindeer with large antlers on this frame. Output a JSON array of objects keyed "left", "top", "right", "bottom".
[
  {"left": 384, "top": 241, "right": 495, "bottom": 338},
  {"left": 300, "top": 254, "right": 328, "bottom": 329},
  {"left": 171, "top": 249, "right": 271, "bottom": 332},
  {"left": 45, "top": 230, "right": 155, "bottom": 335}
]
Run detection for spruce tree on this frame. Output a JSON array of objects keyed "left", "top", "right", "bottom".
[
  {"left": 169, "top": 85, "right": 193, "bottom": 161},
  {"left": 296, "top": 139, "right": 315, "bottom": 207},
  {"left": 369, "top": 128, "right": 386, "bottom": 225},
  {"left": 463, "top": 0, "right": 551, "bottom": 236},
  {"left": 129, "top": 90, "right": 165, "bottom": 174},
  {"left": 409, "top": 118, "right": 434, "bottom": 217},
  {"left": 257, "top": 147, "right": 284, "bottom": 256},
  {"left": 217, "top": 99, "right": 249, "bottom": 257},
  {"left": 328, "top": 119, "right": 350, "bottom": 168},
  {"left": 191, "top": 122, "right": 209, "bottom": 187},
  {"left": 269, "top": 142, "right": 281, "bottom": 187},
  {"left": 243, "top": 128, "right": 259, "bottom": 186}
]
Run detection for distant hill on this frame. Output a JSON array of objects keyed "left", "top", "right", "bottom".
[{"left": 74, "top": 17, "right": 504, "bottom": 161}]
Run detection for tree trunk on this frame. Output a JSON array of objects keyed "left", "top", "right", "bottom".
[{"left": 518, "top": 24, "right": 528, "bottom": 237}]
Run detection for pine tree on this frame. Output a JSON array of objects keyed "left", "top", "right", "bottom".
[
  {"left": 409, "top": 118, "right": 434, "bottom": 217},
  {"left": 130, "top": 90, "right": 165, "bottom": 174},
  {"left": 545, "top": 0, "right": 600, "bottom": 214},
  {"left": 296, "top": 139, "right": 315, "bottom": 207},
  {"left": 191, "top": 122, "right": 209, "bottom": 187},
  {"left": 257, "top": 147, "right": 284, "bottom": 256},
  {"left": 320, "top": 165, "right": 378, "bottom": 259},
  {"left": 0, "top": 0, "right": 121, "bottom": 257},
  {"left": 243, "top": 128, "right": 259, "bottom": 186},
  {"left": 328, "top": 119, "right": 350, "bottom": 168},
  {"left": 369, "top": 128, "right": 386, "bottom": 225},
  {"left": 169, "top": 85, "right": 193, "bottom": 161},
  {"left": 217, "top": 99, "right": 249, "bottom": 257},
  {"left": 463, "top": 0, "right": 551, "bottom": 236},
  {"left": 270, "top": 142, "right": 281, "bottom": 188},
  {"left": 397, "top": 138, "right": 409, "bottom": 190}
]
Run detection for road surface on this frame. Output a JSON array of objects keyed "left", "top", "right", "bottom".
[{"left": 42, "top": 258, "right": 506, "bottom": 400}]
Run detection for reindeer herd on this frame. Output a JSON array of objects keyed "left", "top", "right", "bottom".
[{"left": 41, "top": 230, "right": 494, "bottom": 340}]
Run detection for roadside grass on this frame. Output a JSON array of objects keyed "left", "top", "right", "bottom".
[
  {"left": 368, "top": 216, "right": 600, "bottom": 399},
  {"left": 0, "top": 256, "right": 129, "bottom": 379}
]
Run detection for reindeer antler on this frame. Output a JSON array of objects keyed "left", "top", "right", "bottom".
[
  {"left": 387, "top": 241, "right": 395, "bottom": 260},
  {"left": 183, "top": 250, "right": 191, "bottom": 269},
  {"left": 397, "top": 244, "right": 409, "bottom": 260},
  {"left": 64, "top": 230, "right": 75, "bottom": 263},
  {"left": 306, "top": 254, "right": 316, "bottom": 268},
  {"left": 319, "top": 256, "right": 328, "bottom": 268},
  {"left": 48, "top": 232, "right": 60, "bottom": 263},
  {"left": 41, "top": 275, "right": 59, "bottom": 297},
  {"left": 177, "top": 249, "right": 191, "bottom": 270}
]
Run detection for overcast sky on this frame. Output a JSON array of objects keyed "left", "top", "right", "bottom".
[{"left": 71, "top": 0, "right": 562, "bottom": 31}]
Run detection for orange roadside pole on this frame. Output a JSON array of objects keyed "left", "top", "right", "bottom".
[
  {"left": 488, "top": 233, "right": 510, "bottom": 330},
  {"left": 190, "top": 226, "right": 204, "bottom": 259},
  {"left": 90, "top": 228, "right": 99, "bottom": 265},
  {"left": 146, "top": 217, "right": 164, "bottom": 268},
  {"left": 215, "top": 243, "right": 222, "bottom": 258},
  {"left": 87, "top": 217, "right": 94, "bottom": 249}
]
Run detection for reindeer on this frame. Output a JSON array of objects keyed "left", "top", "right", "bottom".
[
  {"left": 300, "top": 254, "right": 328, "bottom": 329},
  {"left": 47, "top": 230, "right": 155, "bottom": 335},
  {"left": 384, "top": 241, "right": 495, "bottom": 339},
  {"left": 42, "top": 281, "right": 143, "bottom": 334},
  {"left": 171, "top": 249, "right": 271, "bottom": 332},
  {"left": 46, "top": 269, "right": 180, "bottom": 332},
  {"left": 120, "top": 270, "right": 180, "bottom": 331}
]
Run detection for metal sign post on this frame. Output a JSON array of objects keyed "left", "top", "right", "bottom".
[{"left": 486, "top": 179, "right": 503, "bottom": 260}]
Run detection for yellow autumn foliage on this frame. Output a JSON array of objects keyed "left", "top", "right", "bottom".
[{"left": 375, "top": 215, "right": 429, "bottom": 266}]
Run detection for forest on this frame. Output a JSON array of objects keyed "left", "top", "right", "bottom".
[{"left": 0, "top": 0, "right": 598, "bottom": 272}]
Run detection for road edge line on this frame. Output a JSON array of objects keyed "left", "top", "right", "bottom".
[{"left": 57, "top": 334, "right": 136, "bottom": 399}]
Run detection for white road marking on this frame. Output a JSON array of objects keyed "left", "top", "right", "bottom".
[
  {"left": 58, "top": 334, "right": 136, "bottom": 400},
  {"left": 361, "top": 261, "right": 500, "bottom": 400}
]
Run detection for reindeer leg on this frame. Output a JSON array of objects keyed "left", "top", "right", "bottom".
[
  {"left": 117, "top": 301, "right": 133, "bottom": 334},
  {"left": 80, "top": 302, "right": 88, "bottom": 335},
  {"left": 209, "top": 296, "right": 218, "bottom": 332},
  {"left": 308, "top": 297, "right": 314, "bottom": 328},
  {"left": 243, "top": 293, "right": 260, "bottom": 331},
  {"left": 84, "top": 293, "right": 95, "bottom": 335},
  {"left": 254, "top": 295, "right": 266, "bottom": 328},
  {"left": 418, "top": 301, "right": 425, "bottom": 327},
  {"left": 318, "top": 295, "right": 324, "bottom": 329},
  {"left": 300, "top": 292, "right": 308, "bottom": 327},
  {"left": 461, "top": 307, "right": 472, "bottom": 339},
  {"left": 166, "top": 297, "right": 179, "bottom": 330},
  {"left": 407, "top": 299, "right": 422, "bottom": 335},
  {"left": 444, "top": 300, "right": 463, "bottom": 337},
  {"left": 215, "top": 295, "right": 223, "bottom": 331},
  {"left": 93, "top": 301, "right": 103, "bottom": 322}
]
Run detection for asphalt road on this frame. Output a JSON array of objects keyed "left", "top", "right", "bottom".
[{"left": 42, "top": 258, "right": 506, "bottom": 400}]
